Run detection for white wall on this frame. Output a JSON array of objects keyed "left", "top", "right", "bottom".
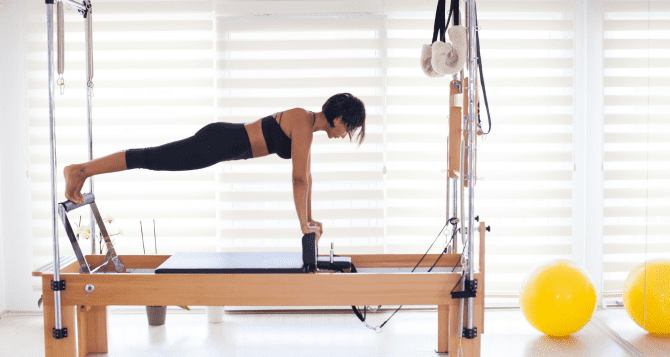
[
  {"left": 0, "top": 0, "right": 36, "bottom": 312},
  {"left": 0, "top": 139, "right": 4, "bottom": 314}
]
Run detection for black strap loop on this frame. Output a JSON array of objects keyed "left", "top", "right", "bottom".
[
  {"left": 433, "top": 0, "right": 462, "bottom": 44},
  {"left": 432, "top": 0, "right": 447, "bottom": 43}
]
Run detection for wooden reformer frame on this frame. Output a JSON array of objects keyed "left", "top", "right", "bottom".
[{"left": 34, "top": 221, "right": 485, "bottom": 357}]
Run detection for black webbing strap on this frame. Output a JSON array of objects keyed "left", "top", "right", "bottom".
[
  {"left": 432, "top": 0, "right": 447, "bottom": 43},
  {"left": 474, "top": 2, "right": 492, "bottom": 135}
]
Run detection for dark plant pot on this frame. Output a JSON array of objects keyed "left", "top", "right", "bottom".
[{"left": 146, "top": 306, "right": 167, "bottom": 326}]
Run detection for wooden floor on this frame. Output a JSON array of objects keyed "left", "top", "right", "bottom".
[{"left": 0, "top": 307, "right": 667, "bottom": 356}]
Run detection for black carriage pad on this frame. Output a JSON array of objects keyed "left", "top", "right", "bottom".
[{"left": 155, "top": 252, "right": 306, "bottom": 274}]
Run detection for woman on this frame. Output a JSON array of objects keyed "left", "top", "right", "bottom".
[{"left": 63, "top": 93, "right": 366, "bottom": 243}]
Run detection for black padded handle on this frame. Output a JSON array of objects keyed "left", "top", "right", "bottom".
[{"left": 302, "top": 233, "right": 317, "bottom": 272}]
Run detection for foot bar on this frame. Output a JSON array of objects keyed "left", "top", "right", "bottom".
[{"left": 57, "top": 193, "right": 124, "bottom": 274}]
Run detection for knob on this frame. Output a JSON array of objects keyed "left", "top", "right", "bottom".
[{"left": 85, "top": 284, "right": 95, "bottom": 293}]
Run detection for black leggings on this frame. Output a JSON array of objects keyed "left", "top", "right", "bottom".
[{"left": 125, "top": 122, "right": 253, "bottom": 171}]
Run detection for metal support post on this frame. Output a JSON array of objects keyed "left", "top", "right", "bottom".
[
  {"left": 46, "top": 1, "right": 64, "bottom": 336},
  {"left": 84, "top": 0, "right": 96, "bottom": 254},
  {"left": 466, "top": 0, "right": 479, "bottom": 333}
]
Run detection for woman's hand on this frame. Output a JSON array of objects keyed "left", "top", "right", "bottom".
[
  {"left": 308, "top": 220, "right": 323, "bottom": 235},
  {"left": 302, "top": 223, "right": 321, "bottom": 245}
]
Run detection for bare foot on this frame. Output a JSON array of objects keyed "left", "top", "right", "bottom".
[{"left": 64, "top": 164, "right": 87, "bottom": 204}]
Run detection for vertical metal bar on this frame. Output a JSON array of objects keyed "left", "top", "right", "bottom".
[
  {"left": 460, "top": 139, "right": 465, "bottom": 249},
  {"left": 466, "top": 0, "right": 478, "bottom": 330},
  {"left": 382, "top": 13, "right": 388, "bottom": 254},
  {"left": 446, "top": 127, "right": 450, "bottom": 248},
  {"left": 452, "top": 177, "right": 458, "bottom": 252},
  {"left": 459, "top": 138, "right": 466, "bottom": 333},
  {"left": 85, "top": 3, "right": 95, "bottom": 254},
  {"left": 47, "top": 1, "right": 63, "bottom": 331},
  {"left": 446, "top": 182, "right": 450, "bottom": 247}
]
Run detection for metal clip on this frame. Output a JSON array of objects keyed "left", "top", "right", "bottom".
[
  {"left": 57, "top": 76, "right": 64, "bottom": 95},
  {"left": 365, "top": 322, "right": 382, "bottom": 333}
]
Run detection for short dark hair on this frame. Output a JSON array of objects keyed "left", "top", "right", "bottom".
[{"left": 322, "top": 93, "right": 366, "bottom": 147}]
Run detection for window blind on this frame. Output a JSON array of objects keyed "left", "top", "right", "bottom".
[
  {"left": 25, "top": 0, "right": 215, "bottom": 285},
  {"left": 215, "top": 12, "right": 386, "bottom": 253},
  {"left": 602, "top": 0, "right": 670, "bottom": 294},
  {"left": 21, "top": 0, "right": 580, "bottom": 302},
  {"left": 213, "top": 0, "right": 576, "bottom": 296}
]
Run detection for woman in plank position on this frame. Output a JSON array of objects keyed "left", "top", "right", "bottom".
[{"left": 63, "top": 93, "right": 366, "bottom": 243}]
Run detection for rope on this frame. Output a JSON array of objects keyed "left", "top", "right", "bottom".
[{"left": 353, "top": 219, "right": 460, "bottom": 331}]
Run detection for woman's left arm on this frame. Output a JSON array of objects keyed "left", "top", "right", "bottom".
[
  {"left": 307, "top": 152, "right": 312, "bottom": 221},
  {"left": 306, "top": 153, "right": 323, "bottom": 234}
]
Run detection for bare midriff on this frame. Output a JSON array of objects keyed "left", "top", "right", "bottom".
[{"left": 244, "top": 113, "right": 286, "bottom": 159}]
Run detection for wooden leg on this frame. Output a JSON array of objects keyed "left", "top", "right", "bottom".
[
  {"left": 462, "top": 301, "right": 482, "bottom": 357},
  {"left": 77, "top": 305, "right": 108, "bottom": 356},
  {"left": 437, "top": 305, "right": 449, "bottom": 353},
  {"left": 476, "top": 303, "right": 484, "bottom": 335},
  {"left": 42, "top": 293, "right": 77, "bottom": 357},
  {"left": 449, "top": 304, "right": 460, "bottom": 356},
  {"left": 462, "top": 332, "right": 482, "bottom": 357}
]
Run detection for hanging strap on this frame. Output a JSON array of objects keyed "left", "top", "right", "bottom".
[
  {"left": 474, "top": 2, "right": 492, "bottom": 135},
  {"left": 57, "top": 2, "right": 64, "bottom": 75},
  {"left": 434, "top": 0, "right": 461, "bottom": 44},
  {"left": 86, "top": 3, "right": 94, "bottom": 83},
  {"left": 431, "top": 0, "right": 447, "bottom": 43},
  {"left": 450, "top": 0, "right": 460, "bottom": 26}
]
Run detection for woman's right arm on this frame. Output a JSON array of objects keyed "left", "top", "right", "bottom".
[{"left": 291, "top": 109, "right": 320, "bottom": 241}]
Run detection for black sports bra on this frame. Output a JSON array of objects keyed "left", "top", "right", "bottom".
[{"left": 261, "top": 111, "right": 316, "bottom": 160}]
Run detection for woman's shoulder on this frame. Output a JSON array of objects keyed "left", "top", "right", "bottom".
[
  {"left": 285, "top": 108, "right": 310, "bottom": 120},
  {"left": 282, "top": 108, "right": 312, "bottom": 136}
]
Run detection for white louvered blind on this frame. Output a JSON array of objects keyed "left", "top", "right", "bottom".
[
  {"left": 25, "top": 1, "right": 215, "bottom": 284},
  {"left": 215, "top": 11, "right": 386, "bottom": 253},
  {"left": 386, "top": 0, "right": 575, "bottom": 294},
  {"left": 602, "top": 0, "right": 670, "bottom": 294},
  {"left": 213, "top": 0, "right": 576, "bottom": 296},
  {"left": 22, "top": 0, "right": 580, "bottom": 302}
]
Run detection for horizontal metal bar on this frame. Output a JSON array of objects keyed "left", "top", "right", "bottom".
[
  {"left": 60, "top": 0, "right": 86, "bottom": 11},
  {"left": 59, "top": 192, "right": 95, "bottom": 214}
]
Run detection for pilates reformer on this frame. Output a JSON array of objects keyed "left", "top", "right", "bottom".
[
  {"left": 34, "top": 192, "right": 488, "bottom": 357},
  {"left": 38, "top": 0, "right": 491, "bottom": 356}
]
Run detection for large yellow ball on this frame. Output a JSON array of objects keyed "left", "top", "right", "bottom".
[
  {"left": 622, "top": 260, "right": 670, "bottom": 336},
  {"left": 519, "top": 259, "right": 597, "bottom": 337}
]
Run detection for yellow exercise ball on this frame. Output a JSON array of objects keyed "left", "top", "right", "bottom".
[
  {"left": 622, "top": 259, "right": 670, "bottom": 336},
  {"left": 519, "top": 259, "right": 597, "bottom": 337}
]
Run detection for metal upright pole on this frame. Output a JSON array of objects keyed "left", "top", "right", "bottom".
[
  {"left": 84, "top": 1, "right": 96, "bottom": 254},
  {"left": 47, "top": 0, "right": 64, "bottom": 333},
  {"left": 466, "top": 0, "right": 479, "bottom": 331}
]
